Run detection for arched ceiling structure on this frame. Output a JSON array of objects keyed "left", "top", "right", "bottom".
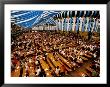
[
  {"left": 11, "top": 10, "right": 100, "bottom": 28},
  {"left": 11, "top": 10, "right": 61, "bottom": 28}
]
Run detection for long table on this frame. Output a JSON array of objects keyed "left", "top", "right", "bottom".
[
  {"left": 58, "top": 53, "right": 72, "bottom": 69},
  {"left": 11, "top": 61, "right": 20, "bottom": 77},
  {"left": 48, "top": 53, "right": 62, "bottom": 68},
  {"left": 39, "top": 57, "right": 52, "bottom": 77}
]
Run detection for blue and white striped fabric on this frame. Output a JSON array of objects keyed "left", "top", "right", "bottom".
[
  {"left": 82, "top": 18, "right": 85, "bottom": 32},
  {"left": 76, "top": 17, "right": 79, "bottom": 31},
  {"left": 88, "top": 18, "right": 91, "bottom": 32},
  {"left": 64, "top": 18, "right": 67, "bottom": 31},
  {"left": 94, "top": 19, "right": 97, "bottom": 32},
  {"left": 11, "top": 10, "right": 99, "bottom": 32},
  {"left": 69, "top": 18, "right": 73, "bottom": 31},
  {"left": 11, "top": 10, "right": 61, "bottom": 28}
]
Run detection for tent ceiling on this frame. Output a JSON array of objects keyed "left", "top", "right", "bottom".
[
  {"left": 11, "top": 10, "right": 99, "bottom": 28},
  {"left": 11, "top": 10, "right": 61, "bottom": 28}
]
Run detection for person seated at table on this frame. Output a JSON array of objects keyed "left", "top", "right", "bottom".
[
  {"left": 40, "top": 69, "right": 46, "bottom": 77},
  {"left": 90, "top": 45, "right": 94, "bottom": 52},
  {"left": 90, "top": 63, "right": 97, "bottom": 70},
  {"left": 55, "top": 66, "right": 60, "bottom": 77},
  {"left": 35, "top": 60, "right": 39, "bottom": 66},
  {"left": 96, "top": 59, "right": 100, "bottom": 64},
  {"left": 61, "top": 50, "right": 65, "bottom": 56},
  {"left": 25, "top": 69, "right": 29, "bottom": 77},
  {"left": 80, "top": 50, "right": 83, "bottom": 56},
  {"left": 60, "top": 65, "right": 67, "bottom": 76},
  {"left": 95, "top": 63, "right": 99, "bottom": 69},
  {"left": 19, "top": 63, "right": 23, "bottom": 77},
  {"left": 84, "top": 49, "right": 88, "bottom": 54},
  {"left": 25, "top": 62, "right": 29, "bottom": 71},
  {"left": 93, "top": 52, "right": 97, "bottom": 59},
  {"left": 11, "top": 61, "right": 15, "bottom": 71},
  {"left": 81, "top": 73, "right": 86, "bottom": 77},
  {"left": 35, "top": 66, "right": 41, "bottom": 77},
  {"left": 92, "top": 70, "right": 98, "bottom": 77}
]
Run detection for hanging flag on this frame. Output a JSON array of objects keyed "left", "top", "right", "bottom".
[
  {"left": 88, "top": 18, "right": 91, "bottom": 32},
  {"left": 65, "top": 18, "right": 67, "bottom": 31},
  {"left": 67, "top": 11, "right": 69, "bottom": 17},
  {"left": 75, "top": 11, "right": 77, "bottom": 16},
  {"left": 69, "top": 11, "right": 72, "bottom": 31},
  {"left": 82, "top": 17, "right": 85, "bottom": 32},
  {"left": 70, "top": 18, "right": 72, "bottom": 31},
  {"left": 94, "top": 18, "right": 96, "bottom": 32},
  {"left": 79, "top": 11, "right": 82, "bottom": 17},
  {"left": 84, "top": 11, "right": 86, "bottom": 16},
  {"left": 76, "top": 17, "right": 79, "bottom": 31}
]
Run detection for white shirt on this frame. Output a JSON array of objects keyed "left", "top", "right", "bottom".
[
  {"left": 17, "top": 66, "right": 20, "bottom": 69},
  {"left": 55, "top": 68, "right": 60, "bottom": 74},
  {"left": 35, "top": 56, "right": 38, "bottom": 59},
  {"left": 97, "top": 60, "right": 100, "bottom": 64},
  {"left": 80, "top": 52, "right": 83, "bottom": 56},
  {"left": 36, "top": 68, "right": 41, "bottom": 76},
  {"left": 72, "top": 62, "right": 76, "bottom": 66},
  {"left": 12, "top": 42, "right": 14, "bottom": 45},
  {"left": 72, "top": 56, "right": 75, "bottom": 60},
  {"left": 25, "top": 66, "right": 28, "bottom": 70},
  {"left": 94, "top": 53, "right": 96, "bottom": 58},
  {"left": 95, "top": 64, "right": 99, "bottom": 68},
  {"left": 79, "top": 58, "right": 82, "bottom": 62},
  {"left": 85, "top": 51, "right": 87, "bottom": 53},
  {"left": 74, "top": 49, "right": 77, "bottom": 53},
  {"left": 35, "top": 61, "right": 39, "bottom": 65},
  {"left": 29, "top": 59, "right": 32, "bottom": 63},
  {"left": 62, "top": 51, "right": 65, "bottom": 55},
  {"left": 91, "top": 47, "right": 93, "bottom": 51},
  {"left": 82, "top": 73, "right": 86, "bottom": 77},
  {"left": 46, "top": 53, "right": 48, "bottom": 55}
]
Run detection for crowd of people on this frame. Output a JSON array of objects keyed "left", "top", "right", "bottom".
[{"left": 11, "top": 26, "right": 100, "bottom": 77}]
